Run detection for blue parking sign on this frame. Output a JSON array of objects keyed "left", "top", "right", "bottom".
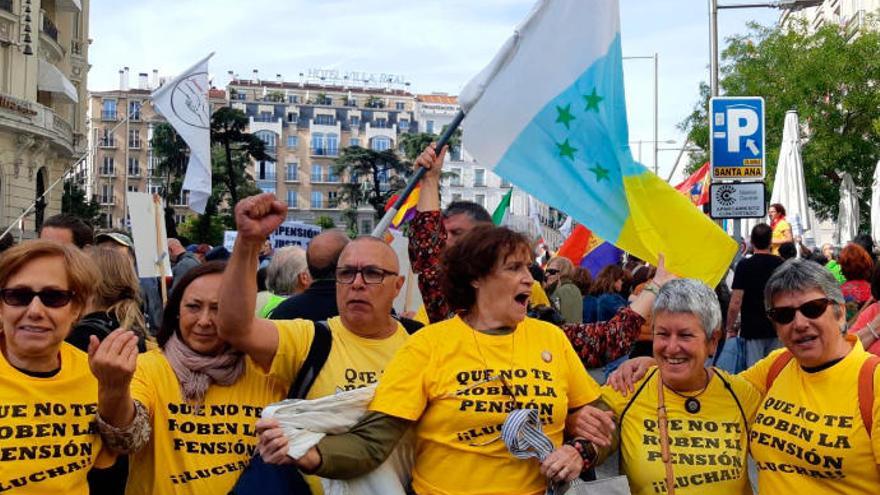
[{"left": 710, "top": 97, "right": 765, "bottom": 180}]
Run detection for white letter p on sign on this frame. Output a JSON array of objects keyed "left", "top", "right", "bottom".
[{"left": 726, "top": 108, "right": 758, "bottom": 153}]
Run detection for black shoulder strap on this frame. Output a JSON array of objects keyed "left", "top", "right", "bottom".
[
  {"left": 286, "top": 320, "right": 332, "bottom": 399},
  {"left": 713, "top": 367, "right": 749, "bottom": 435},
  {"left": 396, "top": 316, "right": 424, "bottom": 335}
]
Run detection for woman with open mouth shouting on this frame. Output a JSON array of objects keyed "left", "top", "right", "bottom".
[
  {"left": 258, "top": 225, "right": 630, "bottom": 494},
  {"left": 607, "top": 259, "right": 880, "bottom": 494}
]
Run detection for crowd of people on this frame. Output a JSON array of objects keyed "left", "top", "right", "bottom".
[{"left": 0, "top": 145, "right": 878, "bottom": 495}]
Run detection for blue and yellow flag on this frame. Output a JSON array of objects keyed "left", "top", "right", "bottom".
[{"left": 459, "top": 0, "right": 735, "bottom": 285}]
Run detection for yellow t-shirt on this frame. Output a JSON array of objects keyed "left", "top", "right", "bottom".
[
  {"left": 126, "top": 321, "right": 311, "bottom": 495},
  {"left": 601, "top": 367, "right": 761, "bottom": 495},
  {"left": 271, "top": 316, "right": 409, "bottom": 495},
  {"left": 740, "top": 337, "right": 880, "bottom": 494},
  {"left": 0, "top": 343, "right": 110, "bottom": 494},
  {"left": 771, "top": 219, "right": 791, "bottom": 255},
  {"left": 271, "top": 316, "right": 410, "bottom": 399},
  {"left": 369, "top": 315, "right": 600, "bottom": 495},
  {"left": 530, "top": 280, "right": 551, "bottom": 307}
]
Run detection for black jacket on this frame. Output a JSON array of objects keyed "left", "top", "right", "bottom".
[
  {"left": 268, "top": 279, "right": 338, "bottom": 321},
  {"left": 67, "top": 312, "right": 148, "bottom": 353}
]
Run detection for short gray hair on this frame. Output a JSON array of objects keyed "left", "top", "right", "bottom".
[
  {"left": 266, "top": 246, "right": 308, "bottom": 295},
  {"left": 653, "top": 279, "right": 722, "bottom": 339},
  {"left": 764, "top": 258, "right": 844, "bottom": 310}
]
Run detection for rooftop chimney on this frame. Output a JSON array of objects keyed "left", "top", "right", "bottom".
[
  {"left": 138, "top": 72, "right": 149, "bottom": 90},
  {"left": 276, "top": 73, "right": 282, "bottom": 84},
  {"left": 118, "top": 69, "right": 125, "bottom": 91},
  {"left": 122, "top": 67, "right": 130, "bottom": 91},
  {"left": 253, "top": 69, "right": 259, "bottom": 84},
  {"left": 151, "top": 69, "right": 159, "bottom": 89}
]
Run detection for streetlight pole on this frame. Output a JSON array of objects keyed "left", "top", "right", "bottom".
[
  {"left": 624, "top": 54, "right": 660, "bottom": 174},
  {"left": 709, "top": 0, "right": 822, "bottom": 239}
]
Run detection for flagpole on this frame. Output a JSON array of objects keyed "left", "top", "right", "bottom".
[{"left": 371, "top": 110, "right": 465, "bottom": 237}]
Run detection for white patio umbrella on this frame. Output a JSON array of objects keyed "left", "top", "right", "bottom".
[
  {"left": 770, "top": 110, "right": 812, "bottom": 241},
  {"left": 871, "top": 160, "right": 880, "bottom": 244},
  {"left": 835, "top": 172, "right": 859, "bottom": 245}
]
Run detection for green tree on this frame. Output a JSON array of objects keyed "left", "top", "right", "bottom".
[
  {"left": 332, "top": 147, "right": 409, "bottom": 232},
  {"left": 211, "top": 107, "right": 274, "bottom": 208},
  {"left": 315, "top": 215, "right": 336, "bottom": 230},
  {"left": 61, "top": 180, "right": 103, "bottom": 226},
  {"left": 680, "top": 20, "right": 880, "bottom": 224}
]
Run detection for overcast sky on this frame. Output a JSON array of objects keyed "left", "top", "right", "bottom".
[{"left": 88, "top": 0, "right": 778, "bottom": 181}]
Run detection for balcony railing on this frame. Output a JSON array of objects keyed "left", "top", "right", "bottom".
[
  {"left": 310, "top": 147, "right": 338, "bottom": 157},
  {"left": 99, "top": 168, "right": 115, "bottom": 177},
  {"left": 42, "top": 12, "right": 59, "bottom": 42},
  {"left": 102, "top": 111, "right": 117, "bottom": 121},
  {"left": 128, "top": 168, "right": 140, "bottom": 177},
  {"left": 258, "top": 173, "right": 277, "bottom": 182},
  {"left": 99, "top": 139, "right": 115, "bottom": 148},
  {"left": 71, "top": 39, "right": 83, "bottom": 56},
  {"left": 310, "top": 174, "right": 340, "bottom": 183},
  {"left": 129, "top": 140, "right": 141, "bottom": 149}
]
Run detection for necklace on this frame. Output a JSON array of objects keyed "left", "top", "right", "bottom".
[
  {"left": 466, "top": 315, "right": 517, "bottom": 406},
  {"left": 664, "top": 368, "right": 711, "bottom": 414}
]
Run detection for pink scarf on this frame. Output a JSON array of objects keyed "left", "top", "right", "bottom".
[{"left": 163, "top": 333, "right": 245, "bottom": 404}]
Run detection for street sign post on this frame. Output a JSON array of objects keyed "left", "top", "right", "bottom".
[
  {"left": 710, "top": 97, "right": 765, "bottom": 180},
  {"left": 709, "top": 182, "right": 767, "bottom": 219}
]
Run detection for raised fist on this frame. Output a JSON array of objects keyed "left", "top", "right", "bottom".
[{"left": 234, "top": 193, "right": 287, "bottom": 244}]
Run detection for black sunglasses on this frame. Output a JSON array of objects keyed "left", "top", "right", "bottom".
[
  {"left": 0, "top": 288, "right": 75, "bottom": 308},
  {"left": 545, "top": 269, "right": 561, "bottom": 275},
  {"left": 766, "top": 297, "right": 831, "bottom": 325}
]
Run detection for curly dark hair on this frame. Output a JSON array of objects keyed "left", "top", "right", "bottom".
[
  {"left": 442, "top": 225, "right": 531, "bottom": 312},
  {"left": 157, "top": 260, "right": 227, "bottom": 348}
]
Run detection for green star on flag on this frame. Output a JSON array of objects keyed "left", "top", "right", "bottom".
[
  {"left": 556, "top": 139, "right": 578, "bottom": 160},
  {"left": 555, "top": 104, "right": 576, "bottom": 129},
  {"left": 583, "top": 88, "right": 603, "bottom": 113},
  {"left": 589, "top": 163, "right": 610, "bottom": 182}
]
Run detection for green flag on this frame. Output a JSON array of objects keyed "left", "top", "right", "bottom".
[{"left": 492, "top": 188, "right": 513, "bottom": 225}]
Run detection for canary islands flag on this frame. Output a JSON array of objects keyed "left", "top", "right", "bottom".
[{"left": 459, "top": 0, "right": 735, "bottom": 285}]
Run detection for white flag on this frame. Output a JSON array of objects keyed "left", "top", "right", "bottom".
[{"left": 151, "top": 53, "right": 214, "bottom": 213}]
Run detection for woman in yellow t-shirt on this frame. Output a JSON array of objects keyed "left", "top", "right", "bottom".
[
  {"left": 769, "top": 203, "right": 792, "bottom": 255},
  {"left": 574, "top": 279, "right": 761, "bottom": 495},
  {"left": 612, "top": 259, "right": 880, "bottom": 494},
  {"left": 258, "top": 226, "right": 609, "bottom": 494},
  {"left": 92, "top": 261, "right": 299, "bottom": 495},
  {"left": 0, "top": 240, "right": 118, "bottom": 494}
]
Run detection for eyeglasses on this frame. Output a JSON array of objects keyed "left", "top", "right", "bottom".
[
  {"left": 335, "top": 266, "right": 398, "bottom": 285},
  {"left": 766, "top": 297, "right": 831, "bottom": 324},
  {"left": 0, "top": 288, "right": 75, "bottom": 308},
  {"left": 545, "top": 269, "right": 561, "bottom": 276}
]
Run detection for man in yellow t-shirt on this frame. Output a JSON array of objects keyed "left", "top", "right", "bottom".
[
  {"left": 740, "top": 336, "right": 880, "bottom": 494},
  {"left": 217, "top": 193, "right": 414, "bottom": 492},
  {"left": 601, "top": 368, "right": 761, "bottom": 495}
]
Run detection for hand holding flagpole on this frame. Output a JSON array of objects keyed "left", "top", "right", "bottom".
[{"left": 371, "top": 110, "right": 465, "bottom": 238}]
